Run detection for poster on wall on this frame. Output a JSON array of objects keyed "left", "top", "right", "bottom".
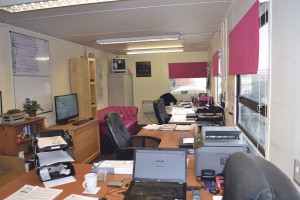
[{"left": 136, "top": 61, "right": 151, "bottom": 77}]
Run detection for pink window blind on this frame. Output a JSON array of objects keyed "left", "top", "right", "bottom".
[
  {"left": 229, "top": 0, "right": 259, "bottom": 75},
  {"left": 212, "top": 51, "right": 219, "bottom": 77},
  {"left": 168, "top": 62, "right": 207, "bottom": 78}
]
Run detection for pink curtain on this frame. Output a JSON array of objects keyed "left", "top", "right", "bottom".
[
  {"left": 229, "top": 0, "right": 259, "bottom": 75},
  {"left": 168, "top": 62, "right": 207, "bottom": 78},
  {"left": 212, "top": 51, "right": 219, "bottom": 76}
]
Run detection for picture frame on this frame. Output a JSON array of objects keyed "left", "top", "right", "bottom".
[{"left": 136, "top": 61, "right": 151, "bottom": 77}]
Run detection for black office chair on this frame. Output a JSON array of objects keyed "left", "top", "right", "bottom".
[
  {"left": 223, "top": 152, "right": 300, "bottom": 200},
  {"left": 153, "top": 98, "right": 171, "bottom": 124},
  {"left": 104, "top": 112, "right": 161, "bottom": 160},
  {"left": 159, "top": 93, "right": 177, "bottom": 106}
]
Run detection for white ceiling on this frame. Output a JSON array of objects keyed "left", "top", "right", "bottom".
[{"left": 0, "top": 0, "right": 232, "bottom": 55}]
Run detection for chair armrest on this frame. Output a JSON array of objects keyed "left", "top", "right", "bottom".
[
  {"left": 130, "top": 135, "right": 161, "bottom": 147},
  {"left": 116, "top": 147, "right": 136, "bottom": 160}
]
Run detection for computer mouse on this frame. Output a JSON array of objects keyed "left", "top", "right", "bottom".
[{"left": 99, "top": 197, "right": 107, "bottom": 200}]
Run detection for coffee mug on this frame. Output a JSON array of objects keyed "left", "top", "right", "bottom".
[{"left": 82, "top": 173, "right": 97, "bottom": 192}]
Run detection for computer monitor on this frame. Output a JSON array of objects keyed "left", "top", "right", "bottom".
[
  {"left": 54, "top": 93, "right": 79, "bottom": 124},
  {"left": 112, "top": 58, "right": 126, "bottom": 72}
]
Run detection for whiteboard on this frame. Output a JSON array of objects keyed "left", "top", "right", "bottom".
[
  {"left": 10, "top": 32, "right": 52, "bottom": 113},
  {"left": 14, "top": 76, "right": 52, "bottom": 114}
]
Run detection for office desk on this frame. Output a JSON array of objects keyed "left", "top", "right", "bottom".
[
  {"left": 138, "top": 129, "right": 195, "bottom": 148},
  {"left": 0, "top": 130, "right": 220, "bottom": 200}
]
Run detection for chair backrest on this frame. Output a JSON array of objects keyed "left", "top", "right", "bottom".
[
  {"left": 159, "top": 93, "right": 177, "bottom": 106},
  {"left": 104, "top": 112, "right": 132, "bottom": 149},
  {"left": 153, "top": 98, "right": 170, "bottom": 124},
  {"left": 223, "top": 152, "right": 300, "bottom": 200}
]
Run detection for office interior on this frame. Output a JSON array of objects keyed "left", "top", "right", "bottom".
[{"left": 0, "top": 0, "right": 299, "bottom": 193}]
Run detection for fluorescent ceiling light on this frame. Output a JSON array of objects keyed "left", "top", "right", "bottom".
[
  {"left": 96, "top": 34, "right": 180, "bottom": 45},
  {"left": 127, "top": 45, "right": 183, "bottom": 51},
  {"left": 0, "top": 0, "right": 119, "bottom": 13},
  {"left": 127, "top": 48, "right": 184, "bottom": 55}
]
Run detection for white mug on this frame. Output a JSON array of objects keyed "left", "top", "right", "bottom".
[{"left": 82, "top": 173, "right": 97, "bottom": 192}]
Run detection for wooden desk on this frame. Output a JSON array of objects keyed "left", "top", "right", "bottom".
[
  {"left": 0, "top": 129, "right": 221, "bottom": 200},
  {"left": 0, "top": 162, "right": 217, "bottom": 200},
  {"left": 138, "top": 129, "right": 195, "bottom": 148}
]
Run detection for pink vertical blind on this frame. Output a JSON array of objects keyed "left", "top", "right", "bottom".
[
  {"left": 229, "top": 0, "right": 259, "bottom": 75},
  {"left": 212, "top": 51, "right": 219, "bottom": 76},
  {"left": 168, "top": 62, "right": 207, "bottom": 78}
]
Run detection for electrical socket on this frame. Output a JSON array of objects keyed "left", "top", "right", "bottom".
[{"left": 294, "top": 159, "right": 300, "bottom": 186}]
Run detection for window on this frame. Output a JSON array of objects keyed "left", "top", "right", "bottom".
[
  {"left": 216, "top": 51, "right": 223, "bottom": 105},
  {"left": 170, "top": 78, "right": 206, "bottom": 94},
  {"left": 237, "top": 3, "right": 269, "bottom": 155}
]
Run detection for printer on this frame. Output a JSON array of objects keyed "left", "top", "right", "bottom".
[{"left": 194, "top": 126, "right": 246, "bottom": 176}]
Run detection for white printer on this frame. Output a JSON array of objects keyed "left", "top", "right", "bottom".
[{"left": 194, "top": 126, "right": 246, "bottom": 176}]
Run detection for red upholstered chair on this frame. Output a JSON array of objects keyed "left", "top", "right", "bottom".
[{"left": 98, "top": 106, "right": 138, "bottom": 154}]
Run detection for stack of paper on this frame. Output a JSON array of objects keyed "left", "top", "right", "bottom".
[
  {"left": 143, "top": 124, "right": 161, "bottom": 131},
  {"left": 160, "top": 124, "right": 177, "bottom": 131},
  {"left": 37, "top": 150, "right": 74, "bottom": 166},
  {"left": 175, "top": 125, "right": 194, "bottom": 131},
  {"left": 92, "top": 160, "right": 133, "bottom": 174}
]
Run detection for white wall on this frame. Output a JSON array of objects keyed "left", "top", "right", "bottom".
[
  {"left": 0, "top": 23, "right": 115, "bottom": 126},
  {"left": 123, "top": 52, "right": 208, "bottom": 124},
  {"left": 269, "top": 0, "right": 300, "bottom": 191}
]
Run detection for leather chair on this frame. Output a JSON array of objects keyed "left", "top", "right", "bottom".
[
  {"left": 153, "top": 98, "right": 170, "bottom": 124},
  {"left": 159, "top": 93, "right": 177, "bottom": 106},
  {"left": 223, "top": 152, "right": 300, "bottom": 200},
  {"left": 104, "top": 112, "right": 161, "bottom": 160}
]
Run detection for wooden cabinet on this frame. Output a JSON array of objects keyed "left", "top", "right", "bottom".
[
  {"left": 108, "top": 73, "right": 133, "bottom": 106},
  {"left": 70, "top": 58, "right": 97, "bottom": 119},
  {"left": 48, "top": 119, "right": 100, "bottom": 163},
  {"left": 0, "top": 117, "right": 45, "bottom": 159}
]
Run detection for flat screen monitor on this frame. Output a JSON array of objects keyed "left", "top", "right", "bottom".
[
  {"left": 54, "top": 93, "right": 79, "bottom": 124},
  {"left": 112, "top": 58, "right": 126, "bottom": 72}
]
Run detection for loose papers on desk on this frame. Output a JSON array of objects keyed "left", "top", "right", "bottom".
[
  {"left": 4, "top": 184, "right": 63, "bottom": 200},
  {"left": 92, "top": 160, "right": 133, "bottom": 174},
  {"left": 159, "top": 124, "right": 177, "bottom": 130},
  {"left": 143, "top": 124, "right": 161, "bottom": 130},
  {"left": 143, "top": 124, "right": 193, "bottom": 131}
]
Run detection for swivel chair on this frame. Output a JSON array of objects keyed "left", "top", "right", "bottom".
[
  {"left": 160, "top": 93, "right": 177, "bottom": 106},
  {"left": 153, "top": 98, "right": 171, "bottom": 124},
  {"left": 223, "top": 152, "right": 300, "bottom": 200},
  {"left": 104, "top": 112, "right": 161, "bottom": 160}
]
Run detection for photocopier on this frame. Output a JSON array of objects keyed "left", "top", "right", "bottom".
[{"left": 194, "top": 126, "right": 247, "bottom": 176}]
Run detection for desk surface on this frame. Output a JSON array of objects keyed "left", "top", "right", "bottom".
[{"left": 0, "top": 130, "right": 221, "bottom": 200}]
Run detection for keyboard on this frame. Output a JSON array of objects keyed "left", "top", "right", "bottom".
[
  {"left": 72, "top": 119, "right": 89, "bottom": 126},
  {"left": 130, "top": 182, "right": 184, "bottom": 198}
]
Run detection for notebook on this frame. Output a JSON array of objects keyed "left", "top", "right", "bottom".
[{"left": 124, "top": 148, "right": 187, "bottom": 200}]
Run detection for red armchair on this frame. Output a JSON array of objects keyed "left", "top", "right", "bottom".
[{"left": 98, "top": 106, "right": 138, "bottom": 154}]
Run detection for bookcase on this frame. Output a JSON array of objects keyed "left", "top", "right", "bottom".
[
  {"left": 0, "top": 117, "right": 45, "bottom": 160},
  {"left": 70, "top": 58, "right": 97, "bottom": 119}
]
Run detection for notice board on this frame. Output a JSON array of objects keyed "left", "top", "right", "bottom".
[{"left": 10, "top": 32, "right": 52, "bottom": 113}]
